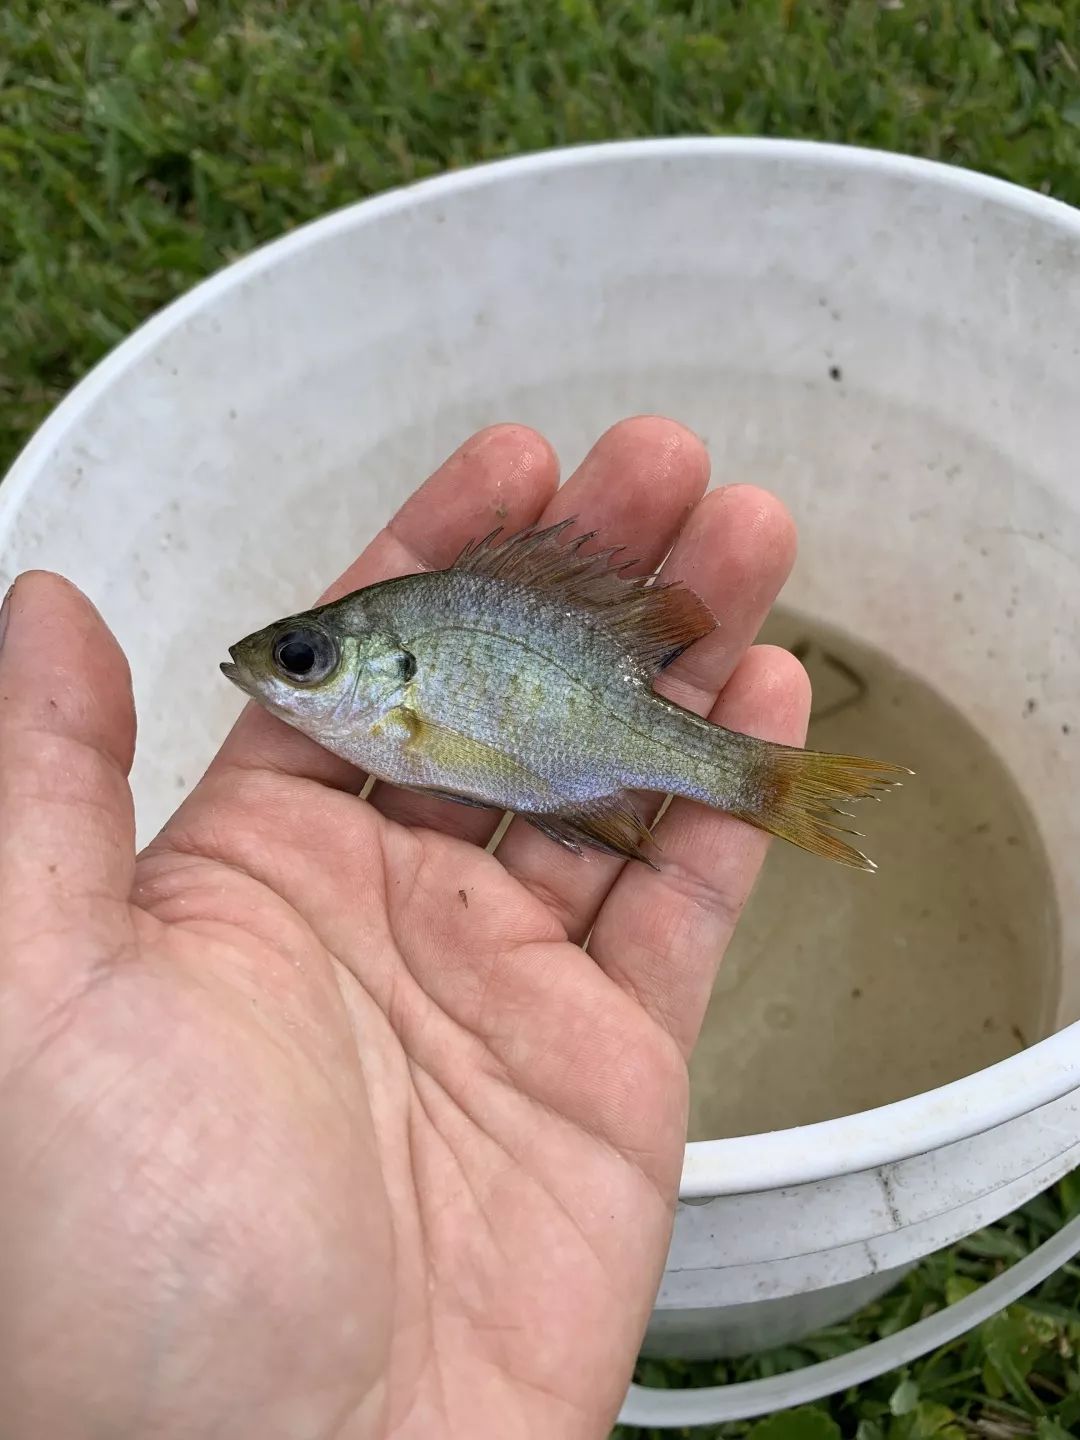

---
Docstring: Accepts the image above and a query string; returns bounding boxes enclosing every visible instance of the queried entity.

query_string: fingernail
[0,584,12,651]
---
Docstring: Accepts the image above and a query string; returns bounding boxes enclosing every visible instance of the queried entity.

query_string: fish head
[221,597,414,737]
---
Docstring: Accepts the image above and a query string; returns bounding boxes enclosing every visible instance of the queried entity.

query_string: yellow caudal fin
[736,746,911,871]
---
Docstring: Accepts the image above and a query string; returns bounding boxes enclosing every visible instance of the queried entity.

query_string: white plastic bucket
[3,140,1080,1427]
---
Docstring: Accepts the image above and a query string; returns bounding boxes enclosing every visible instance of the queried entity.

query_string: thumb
[0,573,137,953]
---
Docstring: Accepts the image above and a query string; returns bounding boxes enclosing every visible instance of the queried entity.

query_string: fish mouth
[220,649,256,697]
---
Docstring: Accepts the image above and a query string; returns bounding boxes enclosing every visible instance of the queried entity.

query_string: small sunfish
[221,518,908,870]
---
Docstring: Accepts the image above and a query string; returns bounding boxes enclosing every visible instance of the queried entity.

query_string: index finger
[205,424,560,787]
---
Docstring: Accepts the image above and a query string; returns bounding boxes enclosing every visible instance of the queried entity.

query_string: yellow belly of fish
[370,704,560,811]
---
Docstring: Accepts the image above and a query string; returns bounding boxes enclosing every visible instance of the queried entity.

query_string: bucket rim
[4,136,1079,1199]
[7,134,1080,497]
[680,1018,1080,1198]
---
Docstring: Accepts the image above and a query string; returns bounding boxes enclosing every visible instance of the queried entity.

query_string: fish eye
[271,626,338,685]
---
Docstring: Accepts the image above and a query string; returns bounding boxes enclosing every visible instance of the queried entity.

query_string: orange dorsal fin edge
[452,517,716,673]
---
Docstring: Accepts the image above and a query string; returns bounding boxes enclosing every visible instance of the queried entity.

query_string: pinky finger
[586,645,811,1058]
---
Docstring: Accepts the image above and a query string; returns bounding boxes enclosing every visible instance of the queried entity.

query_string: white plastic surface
[4,139,1079,1358]
[623,1209,1080,1427]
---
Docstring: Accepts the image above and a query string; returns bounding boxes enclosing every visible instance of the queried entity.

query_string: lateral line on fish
[408,627,899,822]
[400,621,645,708]
[401,621,733,793]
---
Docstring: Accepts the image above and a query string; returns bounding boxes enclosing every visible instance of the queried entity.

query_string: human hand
[0,417,805,1440]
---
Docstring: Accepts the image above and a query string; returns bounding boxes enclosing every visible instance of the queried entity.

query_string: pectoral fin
[524,794,659,867]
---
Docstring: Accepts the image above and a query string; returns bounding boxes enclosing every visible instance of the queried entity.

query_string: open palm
[0,419,807,1440]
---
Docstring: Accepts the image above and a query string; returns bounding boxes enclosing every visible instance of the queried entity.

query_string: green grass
[2,2,1080,1436]
[3,0,1080,471]
[621,1173,1080,1439]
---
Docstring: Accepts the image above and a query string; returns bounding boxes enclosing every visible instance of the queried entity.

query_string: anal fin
[406,786,496,811]
[524,794,659,868]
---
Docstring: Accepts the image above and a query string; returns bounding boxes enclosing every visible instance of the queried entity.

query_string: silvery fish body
[222,520,906,868]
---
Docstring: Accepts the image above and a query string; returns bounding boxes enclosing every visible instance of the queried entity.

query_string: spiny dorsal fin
[452,517,716,673]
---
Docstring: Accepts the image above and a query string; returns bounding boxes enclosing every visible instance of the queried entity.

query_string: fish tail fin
[731,742,910,871]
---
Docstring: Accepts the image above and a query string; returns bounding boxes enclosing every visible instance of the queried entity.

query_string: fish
[220,517,909,870]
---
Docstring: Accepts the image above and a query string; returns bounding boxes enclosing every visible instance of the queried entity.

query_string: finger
[496,485,797,938]
[205,424,559,789]
[589,645,812,1056]
[0,571,137,960]
[370,415,711,841]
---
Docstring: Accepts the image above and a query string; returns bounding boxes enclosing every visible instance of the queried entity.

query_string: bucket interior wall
[2,147,1076,1140]
[687,610,1060,1139]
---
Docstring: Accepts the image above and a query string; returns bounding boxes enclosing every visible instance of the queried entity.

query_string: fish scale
[222,518,909,870]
